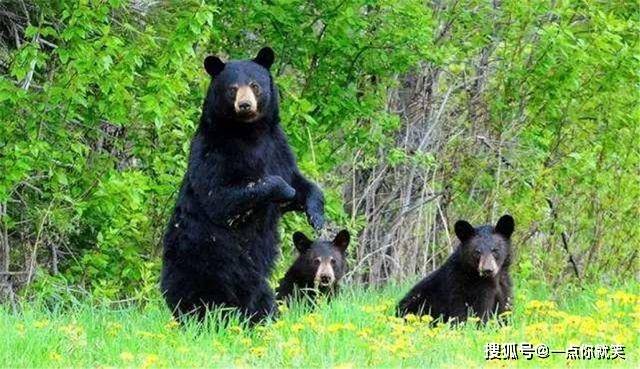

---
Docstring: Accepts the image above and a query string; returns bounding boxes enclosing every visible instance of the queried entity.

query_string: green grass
[0,279,638,368]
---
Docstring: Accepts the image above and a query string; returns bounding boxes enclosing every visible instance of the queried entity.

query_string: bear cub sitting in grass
[397,215,515,323]
[276,230,350,302]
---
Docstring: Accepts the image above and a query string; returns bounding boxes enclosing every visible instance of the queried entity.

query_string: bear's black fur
[397,215,515,323]
[161,47,325,324]
[276,230,349,302]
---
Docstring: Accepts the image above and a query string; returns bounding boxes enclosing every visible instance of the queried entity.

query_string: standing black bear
[397,215,515,323]
[161,47,324,324]
[275,230,350,302]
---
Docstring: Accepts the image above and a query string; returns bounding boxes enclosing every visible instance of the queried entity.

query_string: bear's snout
[234,86,258,118]
[315,260,336,287]
[478,254,499,277]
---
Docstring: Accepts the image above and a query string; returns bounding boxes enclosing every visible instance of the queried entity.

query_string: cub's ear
[204,55,225,77]
[253,47,275,69]
[495,214,515,239]
[454,220,475,243]
[293,232,312,253]
[333,229,350,253]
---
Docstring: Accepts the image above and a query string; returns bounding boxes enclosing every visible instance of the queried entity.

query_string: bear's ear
[253,47,275,70]
[454,220,475,243]
[495,214,515,239]
[333,230,350,253]
[204,55,225,77]
[293,232,312,253]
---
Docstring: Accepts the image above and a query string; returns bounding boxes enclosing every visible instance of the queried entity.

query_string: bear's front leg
[285,172,325,230]
[191,173,296,224]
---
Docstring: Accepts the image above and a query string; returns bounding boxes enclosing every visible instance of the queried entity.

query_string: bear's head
[292,230,350,289]
[203,47,276,124]
[454,215,514,278]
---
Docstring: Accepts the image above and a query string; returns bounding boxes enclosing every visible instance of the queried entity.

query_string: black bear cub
[276,230,350,302]
[397,215,515,323]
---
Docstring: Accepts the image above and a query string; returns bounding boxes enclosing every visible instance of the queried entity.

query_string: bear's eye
[492,248,499,254]
[330,258,336,265]
[249,81,261,93]
[473,249,481,256]
[313,258,321,266]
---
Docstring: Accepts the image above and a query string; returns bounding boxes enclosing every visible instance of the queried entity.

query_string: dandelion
[49,352,62,362]
[250,346,267,357]
[141,354,159,369]
[119,352,134,362]
[342,322,356,331]
[357,328,372,338]
[420,314,434,324]
[611,291,637,305]
[34,319,50,329]
[596,287,608,296]
[302,313,321,326]
[229,325,243,334]
[524,300,557,313]
[164,320,179,330]
[16,323,25,337]
[106,322,123,337]
[405,314,419,323]
[327,323,344,333]
[291,323,304,332]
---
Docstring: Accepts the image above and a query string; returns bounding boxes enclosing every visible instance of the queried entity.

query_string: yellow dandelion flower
[141,354,159,369]
[250,346,267,357]
[327,323,344,333]
[49,352,62,362]
[106,322,123,337]
[612,291,636,305]
[596,287,608,296]
[229,325,243,334]
[119,352,134,362]
[16,323,25,337]
[277,303,289,313]
[164,320,179,330]
[291,323,304,332]
[405,314,419,323]
[302,313,321,325]
[34,319,50,329]
[420,314,434,323]
[342,322,356,331]
[357,328,372,338]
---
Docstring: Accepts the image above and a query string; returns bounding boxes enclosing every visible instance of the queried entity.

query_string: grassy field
[1,279,638,368]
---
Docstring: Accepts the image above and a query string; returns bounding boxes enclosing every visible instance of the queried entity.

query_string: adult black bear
[161,47,324,324]
[275,230,350,302]
[397,215,515,323]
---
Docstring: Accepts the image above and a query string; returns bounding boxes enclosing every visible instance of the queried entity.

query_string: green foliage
[0,0,638,299]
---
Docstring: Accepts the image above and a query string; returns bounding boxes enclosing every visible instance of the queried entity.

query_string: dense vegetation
[0,0,638,304]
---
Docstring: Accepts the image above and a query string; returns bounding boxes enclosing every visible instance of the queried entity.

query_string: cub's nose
[238,101,252,112]
[479,268,495,277]
[319,275,331,285]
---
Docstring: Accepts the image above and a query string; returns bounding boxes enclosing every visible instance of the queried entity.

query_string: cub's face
[204,47,275,123]
[293,230,350,288]
[455,215,515,278]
